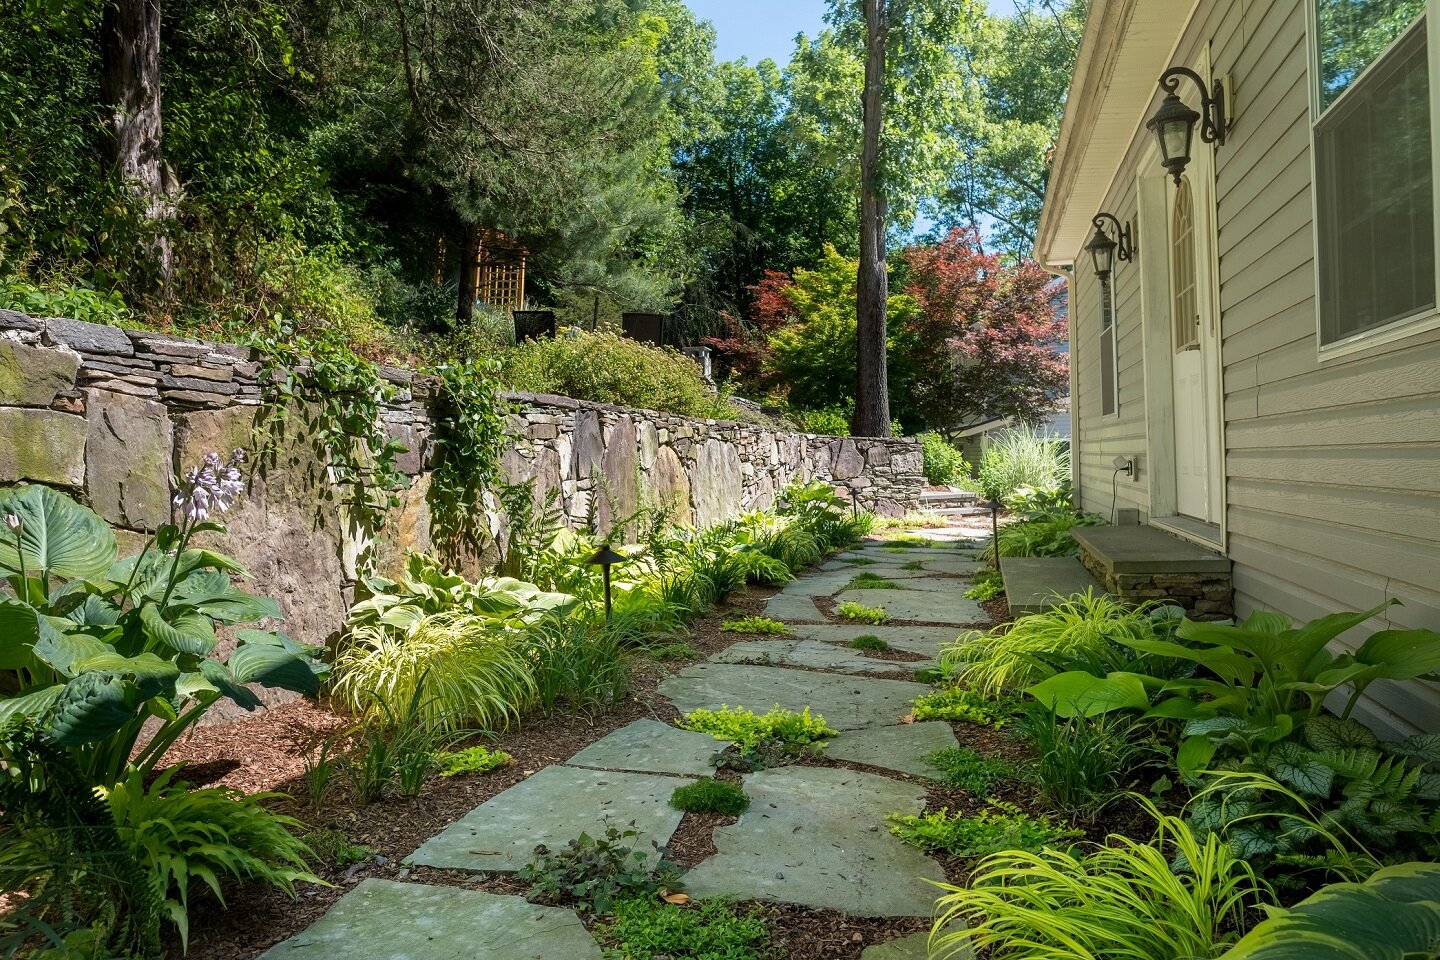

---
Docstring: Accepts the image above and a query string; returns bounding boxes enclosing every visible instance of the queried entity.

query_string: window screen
[1315,11,1434,344]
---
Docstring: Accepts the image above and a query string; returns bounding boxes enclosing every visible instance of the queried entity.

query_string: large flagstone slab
[258,879,601,960]
[710,637,929,677]
[762,591,826,622]
[683,765,945,916]
[836,589,986,625]
[407,765,691,873]
[862,930,973,959]
[658,663,926,730]
[566,718,721,776]
[825,721,959,778]
[788,623,961,658]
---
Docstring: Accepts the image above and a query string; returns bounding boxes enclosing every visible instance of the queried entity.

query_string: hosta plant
[1218,861,1440,960]
[0,474,327,787]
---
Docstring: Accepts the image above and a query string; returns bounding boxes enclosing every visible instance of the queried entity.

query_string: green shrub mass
[502,331,749,421]
[720,616,791,635]
[670,777,750,816]
[435,745,514,777]
[911,688,1019,727]
[920,433,974,486]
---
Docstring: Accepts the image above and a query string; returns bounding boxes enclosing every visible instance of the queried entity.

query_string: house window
[1100,276,1117,416]
[1171,177,1200,351]
[1313,2,1435,347]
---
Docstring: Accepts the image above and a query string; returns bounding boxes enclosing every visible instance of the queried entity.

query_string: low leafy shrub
[929,800,1270,960]
[599,896,769,960]
[848,634,889,651]
[984,506,1105,562]
[647,642,701,661]
[887,802,1080,857]
[670,778,750,816]
[680,705,837,749]
[720,616,791,635]
[924,748,1016,797]
[1,278,131,326]
[435,744,513,777]
[976,426,1070,505]
[845,572,908,590]
[911,688,1020,727]
[919,433,974,486]
[104,766,318,948]
[838,600,889,624]
[502,330,741,421]
[1015,708,1165,820]
[301,828,372,868]
[966,568,1005,601]
[519,824,681,914]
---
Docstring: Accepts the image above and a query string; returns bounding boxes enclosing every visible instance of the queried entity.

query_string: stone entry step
[1000,556,1108,617]
[1071,524,1233,619]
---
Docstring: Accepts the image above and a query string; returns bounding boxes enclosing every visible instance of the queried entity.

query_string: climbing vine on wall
[252,320,408,573]
[428,359,511,567]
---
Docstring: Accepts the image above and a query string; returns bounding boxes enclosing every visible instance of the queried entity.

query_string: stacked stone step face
[1070,525,1234,621]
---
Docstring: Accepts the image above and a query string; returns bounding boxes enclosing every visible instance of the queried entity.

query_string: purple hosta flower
[4,514,20,533]
[174,449,248,523]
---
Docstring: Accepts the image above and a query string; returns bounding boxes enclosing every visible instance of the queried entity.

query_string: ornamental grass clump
[928,800,1270,960]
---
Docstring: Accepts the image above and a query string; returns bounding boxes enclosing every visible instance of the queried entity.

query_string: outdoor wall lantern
[1085,213,1136,281]
[586,544,626,624]
[1146,67,1228,184]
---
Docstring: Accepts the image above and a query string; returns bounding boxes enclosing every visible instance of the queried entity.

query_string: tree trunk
[101,0,174,293]
[456,222,481,322]
[854,0,891,437]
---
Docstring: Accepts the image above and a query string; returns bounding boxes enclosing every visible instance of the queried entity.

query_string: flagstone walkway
[260,531,988,960]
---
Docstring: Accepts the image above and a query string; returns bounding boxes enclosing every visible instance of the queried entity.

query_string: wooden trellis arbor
[471,229,527,311]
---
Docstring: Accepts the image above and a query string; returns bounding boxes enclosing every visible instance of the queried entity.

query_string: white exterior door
[1168,140,1223,524]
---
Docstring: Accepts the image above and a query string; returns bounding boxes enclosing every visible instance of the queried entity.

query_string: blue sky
[685,0,1014,64]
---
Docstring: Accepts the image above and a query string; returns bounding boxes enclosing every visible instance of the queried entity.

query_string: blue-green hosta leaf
[74,652,181,686]
[45,672,142,745]
[1356,629,1440,680]
[0,597,43,670]
[198,659,261,710]
[1183,716,1249,738]
[1305,715,1379,752]
[139,603,217,656]
[228,630,325,695]
[32,622,109,677]
[66,592,122,627]
[0,485,117,580]
[0,684,62,724]
[1280,604,1395,674]
[1269,741,1335,797]
[1025,671,1150,717]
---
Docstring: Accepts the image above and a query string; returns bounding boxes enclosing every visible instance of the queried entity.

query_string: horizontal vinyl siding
[1213,0,1440,736]
[1065,0,1440,734]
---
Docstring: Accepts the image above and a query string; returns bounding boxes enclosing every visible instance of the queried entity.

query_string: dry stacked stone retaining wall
[0,310,922,660]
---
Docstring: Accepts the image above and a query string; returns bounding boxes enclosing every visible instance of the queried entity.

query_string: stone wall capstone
[0,312,924,668]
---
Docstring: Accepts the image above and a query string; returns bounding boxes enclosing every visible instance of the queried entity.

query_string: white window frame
[1307,0,1440,360]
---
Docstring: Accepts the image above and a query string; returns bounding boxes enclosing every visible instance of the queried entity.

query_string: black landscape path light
[587,544,626,624]
[984,499,1003,562]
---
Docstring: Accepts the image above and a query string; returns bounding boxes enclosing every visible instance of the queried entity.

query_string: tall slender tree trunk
[854,0,891,437]
[457,222,481,322]
[101,0,174,294]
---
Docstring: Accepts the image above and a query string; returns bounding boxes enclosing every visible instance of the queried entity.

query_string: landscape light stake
[586,544,626,624]
[985,499,1003,562]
